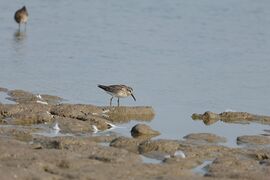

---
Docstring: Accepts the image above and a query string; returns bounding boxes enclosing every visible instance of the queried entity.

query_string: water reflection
[192,111,270,126]
[14,29,27,42]
[12,29,28,59]
[104,106,155,123]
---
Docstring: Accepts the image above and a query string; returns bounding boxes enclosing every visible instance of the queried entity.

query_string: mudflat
[0,87,269,180]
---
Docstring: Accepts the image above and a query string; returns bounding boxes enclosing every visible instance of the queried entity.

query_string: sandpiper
[98,84,136,106]
[14,6,28,31]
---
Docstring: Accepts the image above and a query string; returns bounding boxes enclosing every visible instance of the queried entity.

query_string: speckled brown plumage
[14,6,28,31]
[98,84,136,106]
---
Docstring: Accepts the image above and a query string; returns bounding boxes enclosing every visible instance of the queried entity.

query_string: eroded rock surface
[0,88,155,134]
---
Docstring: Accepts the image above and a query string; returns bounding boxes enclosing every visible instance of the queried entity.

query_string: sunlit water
[1,0,270,147]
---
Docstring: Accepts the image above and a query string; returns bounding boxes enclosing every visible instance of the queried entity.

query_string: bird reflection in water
[12,29,27,55]
[14,29,27,42]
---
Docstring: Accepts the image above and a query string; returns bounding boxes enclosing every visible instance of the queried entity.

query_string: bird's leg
[117,98,120,107]
[19,23,21,31]
[110,97,113,106]
[24,22,27,32]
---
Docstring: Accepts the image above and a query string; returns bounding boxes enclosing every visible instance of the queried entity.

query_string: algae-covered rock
[110,136,146,153]
[50,104,103,120]
[0,104,52,125]
[184,133,227,144]
[192,111,270,125]
[131,124,160,137]
[138,139,180,154]
[206,156,270,179]
[192,111,219,125]
[89,146,142,163]
[7,89,62,105]
[237,135,270,145]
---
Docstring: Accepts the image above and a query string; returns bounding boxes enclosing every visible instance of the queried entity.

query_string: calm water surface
[1,0,270,146]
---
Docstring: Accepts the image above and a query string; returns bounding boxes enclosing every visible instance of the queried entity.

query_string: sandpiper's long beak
[131,93,136,101]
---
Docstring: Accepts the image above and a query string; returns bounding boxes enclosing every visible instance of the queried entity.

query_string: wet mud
[0,87,269,180]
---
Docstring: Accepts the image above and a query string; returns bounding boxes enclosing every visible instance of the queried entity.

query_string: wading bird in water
[98,84,136,106]
[14,6,28,31]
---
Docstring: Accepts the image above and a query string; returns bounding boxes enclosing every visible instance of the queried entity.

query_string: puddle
[141,155,162,164]
[192,160,213,175]
[32,131,73,137]
[0,92,16,104]
[0,124,38,131]
[32,123,73,137]
[141,151,174,164]
[98,142,110,147]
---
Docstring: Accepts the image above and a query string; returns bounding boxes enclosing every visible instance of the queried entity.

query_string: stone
[139,139,180,154]
[131,124,160,137]
[183,133,227,144]
[237,135,270,145]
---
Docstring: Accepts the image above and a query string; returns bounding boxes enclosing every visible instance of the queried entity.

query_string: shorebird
[14,6,28,31]
[98,84,136,106]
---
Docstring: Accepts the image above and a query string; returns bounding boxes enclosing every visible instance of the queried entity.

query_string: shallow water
[141,155,162,164]
[0,92,15,104]
[193,160,213,175]
[1,0,270,147]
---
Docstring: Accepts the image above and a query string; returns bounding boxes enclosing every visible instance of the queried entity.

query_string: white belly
[106,91,127,98]
[21,16,28,23]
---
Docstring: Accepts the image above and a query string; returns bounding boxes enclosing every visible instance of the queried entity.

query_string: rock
[8,111,53,125]
[6,89,62,105]
[50,104,103,120]
[206,156,270,179]
[177,139,232,160]
[32,136,97,150]
[192,111,219,125]
[237,135,270,145]
[86,135,118,143]
[163,157,200,169]
[138,139,180,154]
[110,136,146,153]
[89,146,142,163]
[0,104,52,125]
[183,133,227,144]
[0,126,34,142]
[131,124,160,137]
[0,87,8,92]
[53,117,93,133]
[37,94,63,105]
[192,111,270,125]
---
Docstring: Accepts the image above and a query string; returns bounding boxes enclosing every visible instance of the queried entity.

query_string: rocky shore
[0,87,269,180]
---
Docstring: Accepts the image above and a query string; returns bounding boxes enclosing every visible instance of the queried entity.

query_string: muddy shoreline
[0,87,269,179]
